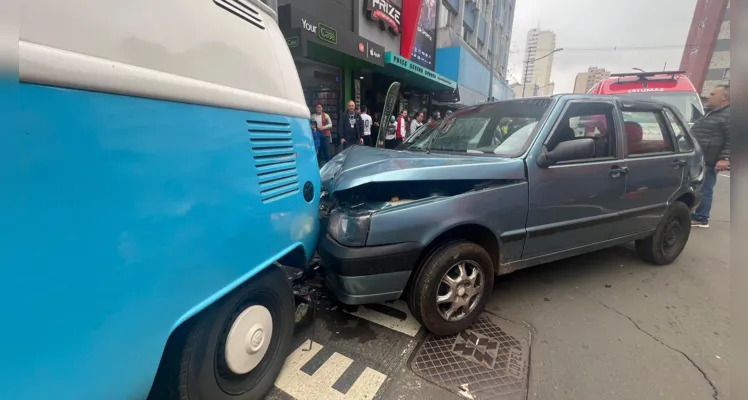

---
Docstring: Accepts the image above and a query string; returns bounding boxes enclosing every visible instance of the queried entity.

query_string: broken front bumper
[318,234,423,305]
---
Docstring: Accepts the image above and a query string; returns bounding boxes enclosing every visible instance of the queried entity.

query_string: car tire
[635,201,692,265]
[407,240,494,336]
[153,265,294,400]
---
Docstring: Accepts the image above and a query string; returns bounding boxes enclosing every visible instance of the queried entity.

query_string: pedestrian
[691,84,730,228]
[396,109,408,145]
[338,100,364,150]
[373,112,381,138]
[310,120,322,166]
[360,105,374,147]
[313,103,332,163]
[410,111,424,135]
[384,115,398,149]
[433,110,442,121]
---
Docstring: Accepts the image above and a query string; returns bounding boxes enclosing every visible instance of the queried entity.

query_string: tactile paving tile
[409,313,531,400]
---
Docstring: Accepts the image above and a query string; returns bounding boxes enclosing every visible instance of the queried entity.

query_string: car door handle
[672,159,688,168]
[609,166,628,178]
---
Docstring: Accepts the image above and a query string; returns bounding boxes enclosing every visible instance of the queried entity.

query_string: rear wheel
[407,240,493,336]
[154,265,294,400]
[636,201,692,265]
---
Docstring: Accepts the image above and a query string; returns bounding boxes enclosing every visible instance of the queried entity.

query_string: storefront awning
[381,52,458,93]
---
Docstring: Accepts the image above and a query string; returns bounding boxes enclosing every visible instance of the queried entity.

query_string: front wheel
[407,240,494,336]
[635,201,692,265]
[154,265,295,400]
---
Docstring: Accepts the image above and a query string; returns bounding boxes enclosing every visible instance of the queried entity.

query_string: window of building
[622,111,674,156]
[723,68,730,80]
[439,2,455,29]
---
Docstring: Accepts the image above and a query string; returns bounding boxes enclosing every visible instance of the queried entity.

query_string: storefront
[279,2,385,147]
[356,0,457,120]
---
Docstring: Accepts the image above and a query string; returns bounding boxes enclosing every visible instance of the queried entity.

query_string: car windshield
[400,99,552,156]
[621,91,704,123]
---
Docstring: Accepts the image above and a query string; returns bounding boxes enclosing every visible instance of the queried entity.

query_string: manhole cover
[409,313,531,400]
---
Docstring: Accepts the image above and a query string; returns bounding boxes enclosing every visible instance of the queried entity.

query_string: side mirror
[537,138,596,167]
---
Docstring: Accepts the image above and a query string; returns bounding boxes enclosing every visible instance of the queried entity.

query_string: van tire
[155,265,294,400]
[635,201,692,265]
[407,240,493,336]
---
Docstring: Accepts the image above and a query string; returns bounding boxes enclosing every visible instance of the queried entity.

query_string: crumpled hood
[320,146,526,192]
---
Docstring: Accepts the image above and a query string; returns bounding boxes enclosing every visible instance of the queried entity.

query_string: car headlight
[328,209,371,247]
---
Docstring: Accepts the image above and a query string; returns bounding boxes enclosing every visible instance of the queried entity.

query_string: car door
[612,105,686,237]
[523,99,627,259]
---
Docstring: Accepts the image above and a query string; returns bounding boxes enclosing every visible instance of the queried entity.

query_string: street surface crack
[599,301,719,400]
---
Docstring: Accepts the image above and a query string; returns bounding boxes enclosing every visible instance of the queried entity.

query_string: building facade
[522,28,556,97]
[679,0,730,96]
[573,67,611,93]
[433,0,516,105]
[277,0,458,150]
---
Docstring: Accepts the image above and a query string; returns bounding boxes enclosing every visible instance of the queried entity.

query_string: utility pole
[522,47,563,98]
[487,10,498,101]
[521,58,531,98]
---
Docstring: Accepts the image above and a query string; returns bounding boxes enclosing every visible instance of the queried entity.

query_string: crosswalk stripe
[274,340,387,400]
[343,300,421,337]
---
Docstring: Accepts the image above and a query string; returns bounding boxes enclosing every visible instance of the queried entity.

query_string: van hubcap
[436,261,483,322]
[224,306,273,374]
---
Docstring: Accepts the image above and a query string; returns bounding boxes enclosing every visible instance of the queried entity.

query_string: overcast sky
[506,0,698,93]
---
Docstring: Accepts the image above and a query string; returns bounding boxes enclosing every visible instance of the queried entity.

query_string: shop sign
[365,0,402,36]
[409,0,437,70]
[286,36,299,48]
[302,18,338,45]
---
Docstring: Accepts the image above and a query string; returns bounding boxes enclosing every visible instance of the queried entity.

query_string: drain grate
[409,313,531,400]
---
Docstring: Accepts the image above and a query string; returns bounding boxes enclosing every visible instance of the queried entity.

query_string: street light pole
[521,47,563,98]
[487,9,498,101]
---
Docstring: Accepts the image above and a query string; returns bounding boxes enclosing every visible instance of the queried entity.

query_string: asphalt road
[269,172,730,400]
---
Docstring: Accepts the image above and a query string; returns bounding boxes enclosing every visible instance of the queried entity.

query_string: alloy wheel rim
[436,260,484,322]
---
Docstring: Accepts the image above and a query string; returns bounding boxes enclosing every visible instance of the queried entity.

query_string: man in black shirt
[691,84,730,228]
[338,100,364,149]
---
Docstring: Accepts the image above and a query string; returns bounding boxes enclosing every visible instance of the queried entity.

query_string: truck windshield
[623,91,704,123]
[401,99,552,156]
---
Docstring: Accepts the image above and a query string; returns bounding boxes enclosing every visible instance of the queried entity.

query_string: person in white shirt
[360,105,374,147]
[410,111,424,135]
[384,115,398,149]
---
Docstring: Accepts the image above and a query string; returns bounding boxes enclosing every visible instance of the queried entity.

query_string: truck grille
[248,119,298,203]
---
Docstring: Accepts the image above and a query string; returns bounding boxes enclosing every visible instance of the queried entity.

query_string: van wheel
[407,240,493,336]
[159,266,294,400]
[635,201,692,265]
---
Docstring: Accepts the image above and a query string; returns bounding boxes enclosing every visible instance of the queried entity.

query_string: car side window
[546,102,616,160]
[663,109,695,152]
[622,110,675,156]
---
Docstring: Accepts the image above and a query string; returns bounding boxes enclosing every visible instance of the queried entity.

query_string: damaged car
[318,95,704,335]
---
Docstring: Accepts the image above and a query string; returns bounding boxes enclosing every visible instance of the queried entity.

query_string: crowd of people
[310,100,445,165]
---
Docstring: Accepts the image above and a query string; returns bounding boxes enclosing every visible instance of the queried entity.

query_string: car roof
[470,94,672,113]
[549,93,673,110]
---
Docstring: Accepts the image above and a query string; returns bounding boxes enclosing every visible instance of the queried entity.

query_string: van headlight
[328,209,371,247]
